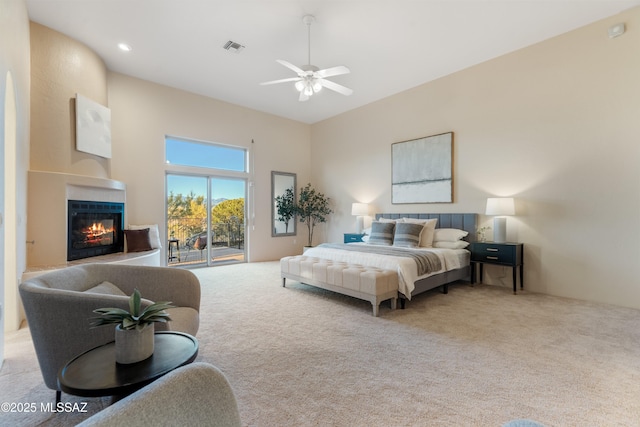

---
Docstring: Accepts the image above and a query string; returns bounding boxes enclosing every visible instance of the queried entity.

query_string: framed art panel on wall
[75,93,112,159]
[391,132,453,204]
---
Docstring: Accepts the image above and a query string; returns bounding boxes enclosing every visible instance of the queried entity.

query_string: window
[165,137,247,172]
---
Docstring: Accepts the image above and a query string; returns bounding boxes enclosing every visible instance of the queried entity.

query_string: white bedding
[303,243,469,298]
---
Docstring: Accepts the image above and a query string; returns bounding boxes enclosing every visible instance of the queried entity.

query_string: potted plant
[90,289,174,364]
[275,186,296,233]
[295,183,333,248]
[476,226,491,242]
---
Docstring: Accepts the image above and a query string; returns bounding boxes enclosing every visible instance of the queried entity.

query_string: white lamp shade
[485,198,515,216]
[351,203,369,216]
[486,197,515,243]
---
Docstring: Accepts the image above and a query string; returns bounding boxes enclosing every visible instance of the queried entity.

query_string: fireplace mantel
[27,171,127,267]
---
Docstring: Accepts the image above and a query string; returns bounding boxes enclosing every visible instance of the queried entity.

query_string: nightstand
[344,233,365,243]
[470,242,523,294]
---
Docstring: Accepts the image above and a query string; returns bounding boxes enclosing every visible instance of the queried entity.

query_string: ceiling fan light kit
[260,14,353,102]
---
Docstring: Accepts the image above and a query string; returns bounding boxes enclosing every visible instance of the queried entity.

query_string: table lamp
[485,197,515,243]
[351,203,369,234]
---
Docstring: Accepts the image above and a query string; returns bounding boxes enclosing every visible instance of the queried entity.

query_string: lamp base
[493,217,507,243]
[356,216,364,234]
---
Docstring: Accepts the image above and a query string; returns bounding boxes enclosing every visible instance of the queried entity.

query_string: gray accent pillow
[393,222,424,248]
[367,221,395,246]
[84,281,127,296]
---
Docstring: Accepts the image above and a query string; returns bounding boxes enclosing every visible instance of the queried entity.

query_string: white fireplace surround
[27,170,126,268]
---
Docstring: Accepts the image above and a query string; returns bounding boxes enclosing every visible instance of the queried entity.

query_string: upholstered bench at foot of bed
[280,255,398,316]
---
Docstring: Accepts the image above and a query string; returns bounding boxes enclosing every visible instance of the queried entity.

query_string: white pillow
[401,218,438,247]
[128,224,162,249]
[433,228,469,242]
[434,240,470,249]
[377,218,396,223]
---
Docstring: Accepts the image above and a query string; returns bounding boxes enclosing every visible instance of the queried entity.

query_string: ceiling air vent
[223,40,245,53]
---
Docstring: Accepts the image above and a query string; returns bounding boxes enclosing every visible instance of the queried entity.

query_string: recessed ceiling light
[118,43,132,52]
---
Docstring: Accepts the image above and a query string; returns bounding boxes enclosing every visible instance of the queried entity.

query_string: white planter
[115,324,155,364]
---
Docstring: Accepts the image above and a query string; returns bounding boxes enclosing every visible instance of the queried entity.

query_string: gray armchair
[19,263,201,403]
[77,362,241,427]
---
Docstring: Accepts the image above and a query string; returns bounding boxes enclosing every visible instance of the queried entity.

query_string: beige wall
[30,22,109,178]
[1,0,30,336]
[311,7,640,308]
[107,73,311,262]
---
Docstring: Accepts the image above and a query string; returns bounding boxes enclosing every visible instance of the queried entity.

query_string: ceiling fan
[260,15,353,102]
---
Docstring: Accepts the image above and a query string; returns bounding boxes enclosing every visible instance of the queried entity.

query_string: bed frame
[375,213,477,307]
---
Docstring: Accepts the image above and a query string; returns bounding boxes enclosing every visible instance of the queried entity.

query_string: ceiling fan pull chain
[307,17,312,65]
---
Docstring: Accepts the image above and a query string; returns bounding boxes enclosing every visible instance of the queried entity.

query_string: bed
[298,213,476,309]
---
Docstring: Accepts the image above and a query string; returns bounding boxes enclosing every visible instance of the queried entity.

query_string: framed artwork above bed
[391,132,453,204]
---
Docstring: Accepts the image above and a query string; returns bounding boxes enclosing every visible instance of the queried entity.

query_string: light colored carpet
[1,261,640,426]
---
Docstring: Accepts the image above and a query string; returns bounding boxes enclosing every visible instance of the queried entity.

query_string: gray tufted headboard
[375,213,477,243]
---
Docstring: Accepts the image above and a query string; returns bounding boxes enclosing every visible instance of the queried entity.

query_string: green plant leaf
[130,289,142,316]
[89,290,175,329]
[122,318,137,330]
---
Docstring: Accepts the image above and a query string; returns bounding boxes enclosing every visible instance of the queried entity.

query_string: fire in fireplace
[67,200,124,261]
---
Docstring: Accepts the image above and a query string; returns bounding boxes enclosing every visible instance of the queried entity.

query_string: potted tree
[90,289,174,364]
[275,186,296,234]
[296,183,333,249]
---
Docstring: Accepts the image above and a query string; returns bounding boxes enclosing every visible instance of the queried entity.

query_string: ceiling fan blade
[276,59,305,75]
[318,79,353,96]
[316,65,350,78]
[260,77,302,86]
[299,90,310,102]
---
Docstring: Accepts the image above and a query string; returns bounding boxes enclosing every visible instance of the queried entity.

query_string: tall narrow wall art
[75,93,112,158]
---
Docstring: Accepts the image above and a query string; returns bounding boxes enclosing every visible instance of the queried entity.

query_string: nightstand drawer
[344,233,364,243]
[471,242,521,265]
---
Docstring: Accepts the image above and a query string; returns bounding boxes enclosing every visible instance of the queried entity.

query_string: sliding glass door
[165,135,249,267]
[166,174,245,267]
[209,177,245,264]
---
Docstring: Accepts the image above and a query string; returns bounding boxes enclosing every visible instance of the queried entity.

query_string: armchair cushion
[159,307,199,335]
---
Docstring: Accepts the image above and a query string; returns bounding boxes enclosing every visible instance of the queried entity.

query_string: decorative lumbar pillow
[128,224,162,249]
[367,221,395,246]
[124,228,153,252]
[433,228,469,242]
[401,218,438,247]
[434,240,470,249]
[393,222,424,248]
[84,281,127,296]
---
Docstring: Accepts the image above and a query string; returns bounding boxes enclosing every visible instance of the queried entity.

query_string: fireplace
[67,200,124,261]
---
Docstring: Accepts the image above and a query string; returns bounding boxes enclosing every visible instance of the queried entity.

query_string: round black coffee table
[58,331,198,398]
